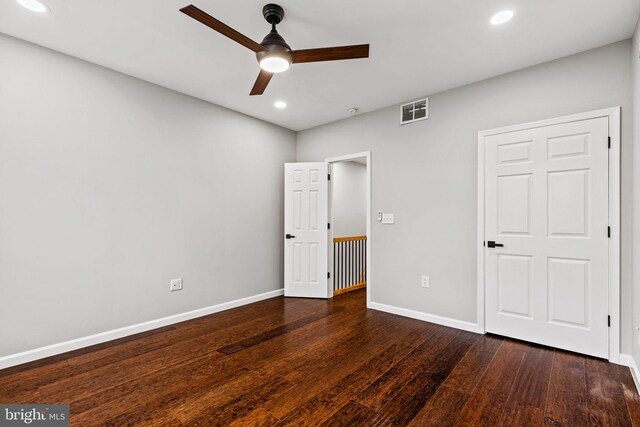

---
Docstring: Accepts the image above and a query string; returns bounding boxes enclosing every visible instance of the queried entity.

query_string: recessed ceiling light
[274,101,287,109]
[490,10,513,25]
[16,0,49,13]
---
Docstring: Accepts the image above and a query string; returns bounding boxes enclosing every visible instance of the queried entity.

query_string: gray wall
[332,161,367,237]
[632,19,640,367]
[0,34,296,357]
[297,40,634,353]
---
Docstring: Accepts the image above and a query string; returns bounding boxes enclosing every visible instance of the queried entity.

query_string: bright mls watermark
[0,405,69,426]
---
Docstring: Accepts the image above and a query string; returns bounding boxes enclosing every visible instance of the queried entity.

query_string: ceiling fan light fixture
[256,24,292,73]
[259,55,291,73]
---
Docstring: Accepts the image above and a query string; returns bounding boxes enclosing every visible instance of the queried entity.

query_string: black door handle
[487,241,504,248]
[286,234,296,239]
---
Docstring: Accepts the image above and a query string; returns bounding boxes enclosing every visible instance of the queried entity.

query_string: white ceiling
[1,1,638,131]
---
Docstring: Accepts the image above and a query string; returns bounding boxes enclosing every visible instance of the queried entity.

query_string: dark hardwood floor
[1,289,639,426]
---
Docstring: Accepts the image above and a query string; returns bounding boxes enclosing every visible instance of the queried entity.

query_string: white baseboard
[0,288,284,370]
[368,301,483,334]
[619,354,640,394]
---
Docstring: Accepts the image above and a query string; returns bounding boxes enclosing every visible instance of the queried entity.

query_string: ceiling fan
[180,4,370,96]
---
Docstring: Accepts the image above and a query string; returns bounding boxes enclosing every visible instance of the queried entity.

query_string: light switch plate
[381,213,395,224]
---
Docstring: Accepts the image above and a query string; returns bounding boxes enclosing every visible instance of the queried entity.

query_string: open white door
[284,162,329,298]
[484,117,609,358]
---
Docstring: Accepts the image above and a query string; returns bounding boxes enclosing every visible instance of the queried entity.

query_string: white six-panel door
[284,163,329,298]
[484,117,609,358]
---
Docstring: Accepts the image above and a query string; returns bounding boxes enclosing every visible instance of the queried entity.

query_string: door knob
[487,241,504,248]
[286,234,296,239]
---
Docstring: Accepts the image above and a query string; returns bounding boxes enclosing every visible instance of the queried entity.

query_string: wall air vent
[400,98,429,125]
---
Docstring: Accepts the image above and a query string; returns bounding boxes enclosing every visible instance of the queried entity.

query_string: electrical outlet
[421,275,430,288]
[170,278,183,291]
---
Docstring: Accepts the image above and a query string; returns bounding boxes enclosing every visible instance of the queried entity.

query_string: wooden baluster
[339,241,342,290]
[333,242,338,292]
[348,241,352,288]
[340,241,344,290]
[358,239,362,284]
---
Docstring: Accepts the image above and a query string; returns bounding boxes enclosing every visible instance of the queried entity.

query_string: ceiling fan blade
[291,44,369,64]
[250,69,273,96]
[180,5,265,53]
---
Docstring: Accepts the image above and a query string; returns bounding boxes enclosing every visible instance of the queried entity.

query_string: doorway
[477,108,621,361]
[328,156,369,300]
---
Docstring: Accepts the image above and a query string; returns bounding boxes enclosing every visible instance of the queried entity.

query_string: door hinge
[328,174,331,180]
[608,226,611,238]
[328,223,331,230]
[608,315,611,327]
[327,272,331,279]
[608,136,611,149]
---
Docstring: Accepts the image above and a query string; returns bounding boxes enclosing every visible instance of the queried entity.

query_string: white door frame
[326,151,372,308]
[477,107,621,363]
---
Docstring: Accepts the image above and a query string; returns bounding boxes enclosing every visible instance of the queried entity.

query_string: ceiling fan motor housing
[256,42,292,69]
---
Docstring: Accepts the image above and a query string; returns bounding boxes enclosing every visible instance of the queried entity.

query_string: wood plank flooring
[1,289,639,426]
